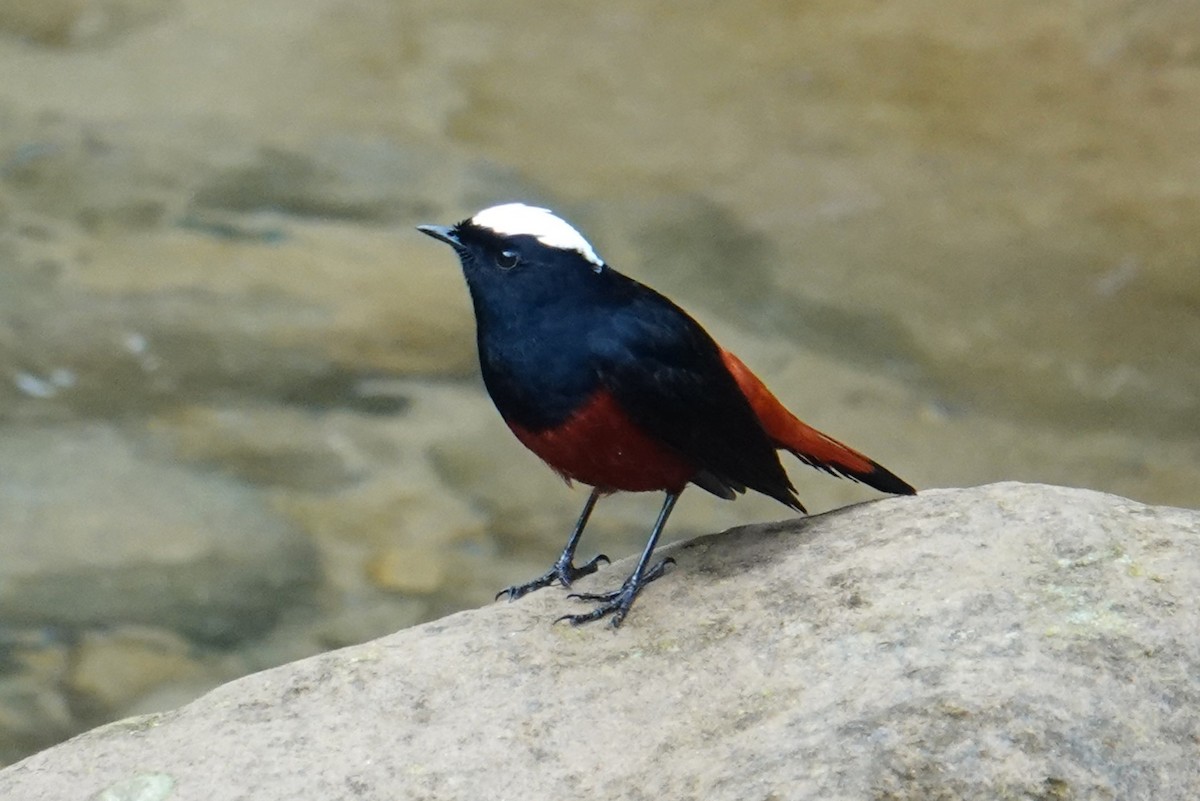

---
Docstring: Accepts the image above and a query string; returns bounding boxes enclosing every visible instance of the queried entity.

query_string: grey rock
[0,0,172,47]
[0,666,73,768]
[0,482,1196,800]
[0,424,320,644]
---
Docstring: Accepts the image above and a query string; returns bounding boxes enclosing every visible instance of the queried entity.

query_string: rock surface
[1,482,1196,801]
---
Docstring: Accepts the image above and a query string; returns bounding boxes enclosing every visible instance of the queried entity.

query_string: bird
[418,203,915,627]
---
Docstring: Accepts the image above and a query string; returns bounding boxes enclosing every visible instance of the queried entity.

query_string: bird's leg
[559,491,680,628]
[496,487,610,601]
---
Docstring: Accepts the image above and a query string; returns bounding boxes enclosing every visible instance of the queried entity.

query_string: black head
[417,203,611,312]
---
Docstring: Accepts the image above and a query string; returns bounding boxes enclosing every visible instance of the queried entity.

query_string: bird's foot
[495,553,610,602]
[558,557,675,628]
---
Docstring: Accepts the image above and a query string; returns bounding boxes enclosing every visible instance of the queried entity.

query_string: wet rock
[0,423,320,644]
[279,448,492,603]
[68,628,200,715]
[1,483,1196,800]
[0,657,73,767]
[311,599,430,651]
[364,546,448,596]
[0,0,173,46]
[152,405,374,492]
[0,218,478,422]
[0,112,529,424]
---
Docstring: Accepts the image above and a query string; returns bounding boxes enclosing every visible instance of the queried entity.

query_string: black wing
[588,281,803,511]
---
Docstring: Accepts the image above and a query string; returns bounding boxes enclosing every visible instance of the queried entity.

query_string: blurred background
[0,0,1197,765]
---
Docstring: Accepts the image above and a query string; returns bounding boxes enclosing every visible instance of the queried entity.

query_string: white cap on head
[470,203,604,268]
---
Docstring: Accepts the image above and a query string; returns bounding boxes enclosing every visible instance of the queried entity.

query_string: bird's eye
[496,250,520,271]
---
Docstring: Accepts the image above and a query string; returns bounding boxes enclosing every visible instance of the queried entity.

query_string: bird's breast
[506,388,696,494]
[475,304,608,429]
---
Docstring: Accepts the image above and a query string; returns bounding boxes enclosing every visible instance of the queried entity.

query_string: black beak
[416,224,461,248]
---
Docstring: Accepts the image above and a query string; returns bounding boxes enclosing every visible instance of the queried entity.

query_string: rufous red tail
[720,350,916,496]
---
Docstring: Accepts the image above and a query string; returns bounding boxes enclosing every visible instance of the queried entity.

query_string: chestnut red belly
[506,389,696,493]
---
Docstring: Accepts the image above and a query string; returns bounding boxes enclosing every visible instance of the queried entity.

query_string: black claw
[558,558,676,628]
[645,556,675,582]
[567,587,620,603]
[496,583,534,602]
[556,591,634,628]
[573,553,610,579]
[556,601,624,627]
[496,554,610,602]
